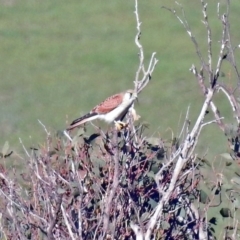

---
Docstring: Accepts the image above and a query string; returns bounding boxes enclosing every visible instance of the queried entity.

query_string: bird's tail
[66,112,98,131]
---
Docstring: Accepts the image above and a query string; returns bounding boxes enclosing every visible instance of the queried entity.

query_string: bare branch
[134,0,145,79]
[61,204,77,240]
[212,13,228,88]
[163,3,207,70]
[134,0,158,94]
[217,84,240,124]
[146,88,214,238]
[201,1,213,83]
[101,129,120,238]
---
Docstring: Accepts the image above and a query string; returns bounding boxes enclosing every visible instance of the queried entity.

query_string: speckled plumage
[67,89,137,131]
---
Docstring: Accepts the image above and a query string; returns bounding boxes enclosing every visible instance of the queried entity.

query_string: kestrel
[66,89,139,131]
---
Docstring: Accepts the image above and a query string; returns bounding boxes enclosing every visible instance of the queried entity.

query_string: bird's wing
[92,93,123,114]
[67,92,124,131]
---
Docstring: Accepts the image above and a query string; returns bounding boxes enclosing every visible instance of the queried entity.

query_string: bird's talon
[114,121,128,130]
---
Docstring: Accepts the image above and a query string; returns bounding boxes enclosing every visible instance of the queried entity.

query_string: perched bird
[66,89,139,131]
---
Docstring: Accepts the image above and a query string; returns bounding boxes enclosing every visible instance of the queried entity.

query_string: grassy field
[1,0,240,236]
[0,0,239,158]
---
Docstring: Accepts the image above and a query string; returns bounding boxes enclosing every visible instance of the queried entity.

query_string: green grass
[0,0,239,158]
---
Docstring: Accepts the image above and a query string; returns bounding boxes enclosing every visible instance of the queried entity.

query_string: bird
[66,89,139,131]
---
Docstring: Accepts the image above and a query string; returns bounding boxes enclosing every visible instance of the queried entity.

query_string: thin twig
[201,1,213,83]
[134,0,158,94]
[61,204,77,240]
[163,3,207,71]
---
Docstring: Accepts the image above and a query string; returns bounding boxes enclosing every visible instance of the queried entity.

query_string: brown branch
[101,128,120,238]
[47,195,62,239]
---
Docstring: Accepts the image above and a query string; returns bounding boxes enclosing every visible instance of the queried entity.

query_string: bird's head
[125,89,138,101]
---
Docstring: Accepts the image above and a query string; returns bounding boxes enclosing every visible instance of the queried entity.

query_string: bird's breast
[104,99,134,123]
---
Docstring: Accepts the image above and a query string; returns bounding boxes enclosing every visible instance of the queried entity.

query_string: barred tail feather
[67,112,98,131]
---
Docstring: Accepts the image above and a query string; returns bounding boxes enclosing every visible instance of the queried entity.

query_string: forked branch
[133,0,158,94]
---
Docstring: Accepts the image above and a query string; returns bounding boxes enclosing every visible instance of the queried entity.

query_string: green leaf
[149,198,158,209]
[150,161,160,174]
[146,171,155,179]
[199,190,210,204]
[2,141,9,157]
[197,157,211,167]
[140,212,150,222]
[120,175,127,187]
[220,208,232,218]
[56,130,65,138]
[226,161,232,166]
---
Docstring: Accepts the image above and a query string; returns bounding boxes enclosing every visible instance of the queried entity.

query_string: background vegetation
[1,0,240,239]
[1,0,239,155]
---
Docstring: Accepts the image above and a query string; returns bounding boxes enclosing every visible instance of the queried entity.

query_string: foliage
[0,124,222,239]
[0,125,158,239]
[0,122,239,239]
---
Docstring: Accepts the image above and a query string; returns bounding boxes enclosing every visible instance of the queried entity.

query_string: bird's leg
[113,107,140,131]
[114,120,128,130]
